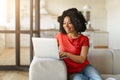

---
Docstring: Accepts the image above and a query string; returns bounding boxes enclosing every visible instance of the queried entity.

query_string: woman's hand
[59,46,89,63]
[59,52,69,59]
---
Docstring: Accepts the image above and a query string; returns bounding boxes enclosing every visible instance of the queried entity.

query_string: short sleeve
[55,32,61,46]
[55,32,60,40]
[83,36,89,47]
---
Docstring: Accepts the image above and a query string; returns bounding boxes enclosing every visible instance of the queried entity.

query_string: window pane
[20,34,30,65]
[0,33,15,65]
[0,0,15,30]
[20,0,30,30]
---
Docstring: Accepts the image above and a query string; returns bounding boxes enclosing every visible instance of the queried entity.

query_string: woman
[55,8,102,80]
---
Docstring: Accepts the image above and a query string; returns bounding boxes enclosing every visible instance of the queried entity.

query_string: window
[0,0,39,70]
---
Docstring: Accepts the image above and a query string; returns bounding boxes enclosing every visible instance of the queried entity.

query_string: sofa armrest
[29,56,67,80]
[112,49,120,74]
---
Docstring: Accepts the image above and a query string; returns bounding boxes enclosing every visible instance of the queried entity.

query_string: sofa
[29,49,120,80]
[88,49,120,80]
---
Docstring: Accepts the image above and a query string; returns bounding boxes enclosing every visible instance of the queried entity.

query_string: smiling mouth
[65,29,71,33]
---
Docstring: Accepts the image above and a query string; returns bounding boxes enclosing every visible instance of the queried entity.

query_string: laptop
[32,37,60,59]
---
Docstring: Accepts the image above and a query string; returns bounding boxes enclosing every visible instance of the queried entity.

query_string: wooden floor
[0,71,28,80]
[0,48,29,80]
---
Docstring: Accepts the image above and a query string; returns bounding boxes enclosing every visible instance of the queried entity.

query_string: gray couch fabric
[29,49,120,80]
[88,49,120,80]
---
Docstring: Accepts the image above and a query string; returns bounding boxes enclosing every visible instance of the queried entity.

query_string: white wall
[106,0,120,49]
[44,0,120,49]
[44,0,107,31]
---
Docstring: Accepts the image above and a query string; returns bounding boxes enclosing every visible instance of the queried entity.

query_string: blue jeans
[68,64,102,80]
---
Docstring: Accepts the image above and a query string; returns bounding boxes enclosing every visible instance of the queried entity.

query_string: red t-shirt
[56,32,90,74]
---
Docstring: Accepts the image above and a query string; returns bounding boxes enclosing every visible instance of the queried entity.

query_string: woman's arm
[59,46,89,63]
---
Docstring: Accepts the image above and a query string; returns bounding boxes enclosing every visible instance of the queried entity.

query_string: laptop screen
[32,37,60,59]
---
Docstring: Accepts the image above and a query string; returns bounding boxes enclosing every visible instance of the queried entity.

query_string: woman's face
[63,16,76,34]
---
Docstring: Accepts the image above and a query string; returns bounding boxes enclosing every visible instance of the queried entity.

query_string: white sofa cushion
[102,74,120,80]
[29,56,67,80]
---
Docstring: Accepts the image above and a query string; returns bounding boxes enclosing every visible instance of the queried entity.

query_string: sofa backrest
[88,49,113,74]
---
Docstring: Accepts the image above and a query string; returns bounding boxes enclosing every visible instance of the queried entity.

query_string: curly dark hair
[57,8,87,34]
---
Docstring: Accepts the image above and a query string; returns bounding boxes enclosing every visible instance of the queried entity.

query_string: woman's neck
[67,32,80,39]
